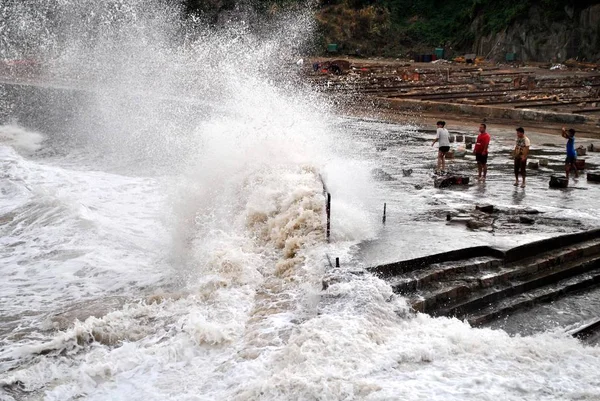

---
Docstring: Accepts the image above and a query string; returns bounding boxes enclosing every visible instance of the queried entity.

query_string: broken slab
[549,175,568,188]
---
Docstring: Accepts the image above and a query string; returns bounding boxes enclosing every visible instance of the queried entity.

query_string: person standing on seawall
[431,120,450,173]
[474,123,490,181]
[513,127,530,188]
[562,127,579,180]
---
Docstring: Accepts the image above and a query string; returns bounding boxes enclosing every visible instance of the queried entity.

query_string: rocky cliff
[473,4,600,62]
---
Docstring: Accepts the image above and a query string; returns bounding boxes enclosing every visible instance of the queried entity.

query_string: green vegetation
[180,0,600,56]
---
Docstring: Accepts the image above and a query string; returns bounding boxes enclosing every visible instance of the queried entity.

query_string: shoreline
[339,101,600,148]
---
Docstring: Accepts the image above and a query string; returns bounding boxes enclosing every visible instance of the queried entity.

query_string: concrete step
[436,254,600,319]
[467,268,600,326]
[408,239,600,314]
[389,256,502,293]
[478,239,600,288]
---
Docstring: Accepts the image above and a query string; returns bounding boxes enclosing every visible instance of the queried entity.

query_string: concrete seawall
[376,98,588,125]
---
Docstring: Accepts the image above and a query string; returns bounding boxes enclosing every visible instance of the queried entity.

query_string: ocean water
[1,1,600,400]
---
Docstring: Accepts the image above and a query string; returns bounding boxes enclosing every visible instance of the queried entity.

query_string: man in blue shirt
[562,127,578,180]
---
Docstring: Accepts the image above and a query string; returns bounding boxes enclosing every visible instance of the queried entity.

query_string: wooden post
[382,202,387,224]
[335,257,340,268]
[326,193,331,241]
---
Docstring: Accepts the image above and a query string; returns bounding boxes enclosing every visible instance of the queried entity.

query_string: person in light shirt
[513,127,530,188]
[431,120,450,173]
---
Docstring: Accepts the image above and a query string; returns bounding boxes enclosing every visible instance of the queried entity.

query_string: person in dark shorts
[562,127,578,180]
[473,123,490,181]
[431,120,450,173]
[513,127,530,187]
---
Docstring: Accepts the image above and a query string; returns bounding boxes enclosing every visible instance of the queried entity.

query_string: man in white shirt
[513,127,530,187]
[431,120,451,173]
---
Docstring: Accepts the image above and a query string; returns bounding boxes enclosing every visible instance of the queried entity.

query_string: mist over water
[2,1,600,400]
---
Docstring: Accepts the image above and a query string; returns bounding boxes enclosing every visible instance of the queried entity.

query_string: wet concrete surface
[332,117,600,267]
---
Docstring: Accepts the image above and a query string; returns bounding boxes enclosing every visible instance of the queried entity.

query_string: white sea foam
[0,141,170,347]
[0,124,45,154]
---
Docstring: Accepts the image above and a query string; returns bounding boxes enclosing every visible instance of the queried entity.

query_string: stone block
[465,136,475,144]
[539,158,549,166]
[476,204,495,213]
[455,135,464,142]
[587,172,600,182]
[549,175,568,188]
[466,143,473,150]
[577,146,587,156]
[576,159,585,170]
[528,161,539,169]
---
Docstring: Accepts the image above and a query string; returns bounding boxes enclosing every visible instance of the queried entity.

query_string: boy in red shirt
[474,123,490,181]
